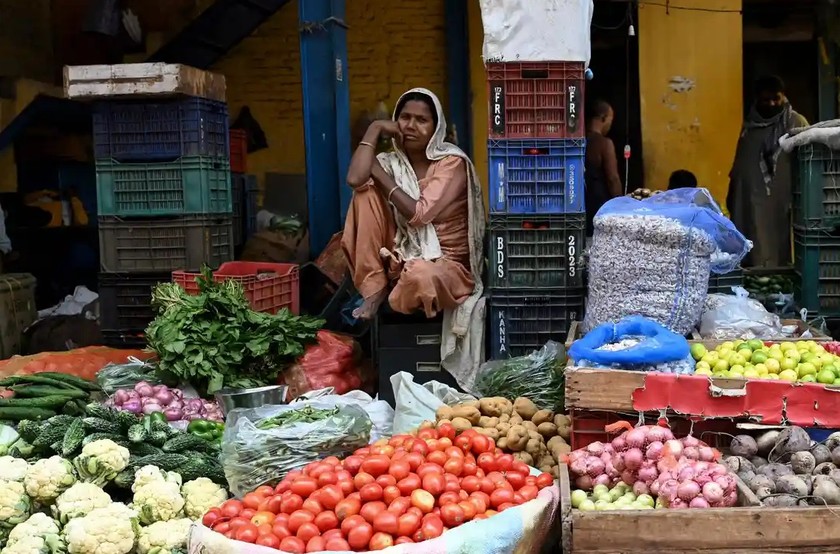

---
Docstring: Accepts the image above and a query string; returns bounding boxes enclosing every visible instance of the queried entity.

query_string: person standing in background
[727,75,808,267]
[668,169,698,190]
[584,100,623,237]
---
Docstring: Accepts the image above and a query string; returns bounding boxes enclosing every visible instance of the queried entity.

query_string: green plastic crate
[793,143,840,228]
[96,157,231,217]
[708,269,743,295]
[793,226,840,316]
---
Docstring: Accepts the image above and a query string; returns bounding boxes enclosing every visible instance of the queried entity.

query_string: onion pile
[105,381,224,422]
[568,424,738,509]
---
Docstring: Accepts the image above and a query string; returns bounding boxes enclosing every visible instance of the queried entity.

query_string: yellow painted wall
[205,0,449,188]
[638,0,743,206]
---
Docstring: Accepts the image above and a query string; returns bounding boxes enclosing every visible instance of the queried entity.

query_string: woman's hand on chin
[372,120,402,142]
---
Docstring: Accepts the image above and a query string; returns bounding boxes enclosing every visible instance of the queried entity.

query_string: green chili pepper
[188,419,215,434]
[148,412,167,424]
[192,430,216,441]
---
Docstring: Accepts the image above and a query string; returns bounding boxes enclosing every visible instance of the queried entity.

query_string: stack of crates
[94,97,235,345]
[229,130,259,247]
[485,61,587,359]
[792,143,840,315]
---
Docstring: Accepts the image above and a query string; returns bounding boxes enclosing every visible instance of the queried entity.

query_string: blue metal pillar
[444,0,472,157]
[298,0,351,256]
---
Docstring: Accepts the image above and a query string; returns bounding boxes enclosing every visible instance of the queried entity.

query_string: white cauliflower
[0,458,28,483]
[7,514,60,546]
[72,441,129,487]
[1,534,65,554]
[132,479,184,525]
[0,480,31,533]
[180,478,227,520]
[51,483,112,524]
[24,458,77,505]
[131,467,180,494]
[63,503,138,554]
[136,519,191,554]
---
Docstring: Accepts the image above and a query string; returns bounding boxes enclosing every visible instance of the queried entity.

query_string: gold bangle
[358,141,375,149]
[387,186,399,202]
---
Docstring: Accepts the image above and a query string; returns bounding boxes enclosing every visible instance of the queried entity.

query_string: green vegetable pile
[145,269,323,394]
[745,273,795,296]
[256,406,339,430]
[11,403,226,489]
[0,373,100,422]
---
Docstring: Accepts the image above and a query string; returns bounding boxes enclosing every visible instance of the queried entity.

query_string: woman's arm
[346,120,403,188]
[371,163,417,219]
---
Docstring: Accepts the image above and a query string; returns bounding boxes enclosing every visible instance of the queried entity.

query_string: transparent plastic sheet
[597,188,751,274]
[221,401,372,497]
[474,341,565,412]
[95,357,162,395]
[569,316,694,374]
[700,288,783,339]
[391,372,476,434]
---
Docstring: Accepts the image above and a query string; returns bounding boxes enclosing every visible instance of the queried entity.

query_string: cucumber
[33,373,101,392]
[0,375,78,389]
[0,396,76,409]
[81,417,122,435]
[9,386,89,399]
[129,443,163,457]
[162,434,209,453]
[129,454,190,472]
[127,424,149,444]
[0,407,56,422]
[61,419,86,457]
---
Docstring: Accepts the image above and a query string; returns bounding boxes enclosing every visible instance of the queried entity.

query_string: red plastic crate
[568,410,736,451]
[171,262,299,314]
[486,62,585,139]
[229,129,247,173]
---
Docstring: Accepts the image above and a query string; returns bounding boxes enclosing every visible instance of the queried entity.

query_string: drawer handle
[417,334,441,346]
[416,362,440,372]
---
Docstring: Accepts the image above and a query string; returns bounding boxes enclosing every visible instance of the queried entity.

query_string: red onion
[722,490,737,507]
[650,480,661,495]
[570,458,587,475]
[660,479,679,499]
[593,474,611,486]
[698,447,716,462]
[620,470,636,485]
[163,407,182,421]
[683,446,700,460]
[142,402,161,415]
[586,442,605,456]
[611,436,626,452]
[599,452,611,464]
[677,480,701,501]
[187,414,203,421]
[575,475,593,489]
[624,448,644,471]
[645,441,663,461]
[187,399,204,411]
[702,482,724,504]
[714,474,735,492]
[135,383,154,398]
[122,400,142,414]
[586,457,606,477]
[678,466,696,482]
[168,399,183,411]
[633,481,649,496]
[689,497,710,509]
[663,439,683,459]
[114,389,129,405]
[647,426,668,444]
[612,455,626,473]
[670,498,688,508]
[127,391,140,402]
[637,462,658,484]
[625,428,647,449]
[154,389,174,406]
[682,435,701,448]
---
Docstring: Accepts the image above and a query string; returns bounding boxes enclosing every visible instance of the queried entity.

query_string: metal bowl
[215,385,288,415]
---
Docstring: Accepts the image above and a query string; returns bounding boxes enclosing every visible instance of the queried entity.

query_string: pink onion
[633,481,649,496]
[689,497,710,509]
[660,479,679,499]
[142,402,161,415]
[593,474,611,486]
[620,470,636,485]
[709,464,727,477]
[586,442,605,456]
[624,448,644,471]
[586,457,606,477]
[600,452,612,464]
[682,435,701,448]
[650,480,661,495]
[625,428,647,449]
[152,384,167,394]
[722,490,737,507]
[168,399,183,411]
[698,447,717,462]
[611,436,626,452]
[187,398,204,411]
[122,400,142,414]
[645,441,664,461]
[114,389,129,405]
[575,475,593,490]
[612,455,626,473]
[163,407,182,421]
[135,382,154,398]
[126,390,140,401]
[663,439,683,459]
[683,446,700,460]
[570,458,587,476]
[637,463,658,484]
[702,482,724,504]
[669,498,688,509]
[647,426,668,444]
[714,474,735,492]
[678,466,696,482]
[154,389,174,406]
[695,473,712,487]
[568,450,586,464]
[677,480,701,501]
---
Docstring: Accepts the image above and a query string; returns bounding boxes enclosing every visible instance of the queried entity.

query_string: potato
[451,417,473,433]
[513,397,539,420]
[525,438,543,456]
[479,397,513,417]
[550,441,571,461]
[547,436,567,451]
[513,452,534,465]
[479,416,500,428]
[452,406,481,425]
[549,466,560,479]
[499,413,510,423]
[527,430,542,442]
[537,453,555,469]
[537,422,559,440]
[509,414,523,425]
[475,427,500,441]
[436,418,452,428]
[419,420,435,430]
[522,421,538,433]
[497,422,511,434]
[497,437,509,450]
[436,406,454,422]
[506,426,529,452]
[532,409,554,426]
[554,414,571,440]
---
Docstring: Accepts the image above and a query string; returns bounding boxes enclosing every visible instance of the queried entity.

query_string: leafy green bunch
[145,268,323,393]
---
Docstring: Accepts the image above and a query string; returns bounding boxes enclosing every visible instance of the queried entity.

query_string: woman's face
[397,100,436,152]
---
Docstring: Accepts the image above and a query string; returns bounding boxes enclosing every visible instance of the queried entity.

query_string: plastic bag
[391,372,476,434]
[569,316,694,374]
[289,389,394,444]
[95,357,162,394]
[277,330,364,397]
[700,288,783,339]
[474,341,565,411]
[221,401,372,497]
[0,346,153,380]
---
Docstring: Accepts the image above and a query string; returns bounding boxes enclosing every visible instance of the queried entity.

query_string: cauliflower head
[7,514,60,546]
[63,503,138,554]
[72,441,129,487]
[132,480,184,525]
[136,519,191,554]
[1,534,66,554]
[24,458,77,505]
[131,467,180,494]
[0,459,28,483]
[0,480,31,530]
[180,478,227,520]
[51,483,112,524]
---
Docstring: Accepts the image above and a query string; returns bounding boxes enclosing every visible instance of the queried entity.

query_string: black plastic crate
[708,269,743,295]
[794,226,840,316]
[98,273,169,331]
[100,329,147,349]
[92,98,229,162]
[487,288,584,359]
[794,143,840,228]
[232,173,244,246]
[244,175,259,238]
[488,213,585,289]
[98,215,234,273]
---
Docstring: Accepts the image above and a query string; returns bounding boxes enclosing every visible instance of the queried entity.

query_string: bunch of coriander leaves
[145,267,323,394]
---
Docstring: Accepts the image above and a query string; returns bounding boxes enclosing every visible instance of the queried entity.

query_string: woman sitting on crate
[341,89,485,373]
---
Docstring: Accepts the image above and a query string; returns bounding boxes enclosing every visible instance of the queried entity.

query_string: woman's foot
[353,289,388,320]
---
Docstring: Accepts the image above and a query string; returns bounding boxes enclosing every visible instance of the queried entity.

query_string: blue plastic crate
[93,98,229,162]
[488,138,585,214]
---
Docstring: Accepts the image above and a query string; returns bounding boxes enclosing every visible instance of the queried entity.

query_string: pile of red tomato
[202,427,556,553]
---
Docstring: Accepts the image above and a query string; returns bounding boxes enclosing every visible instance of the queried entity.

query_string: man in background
[727,75,808,267]
[584,100,623,237]
[668,169,698,190]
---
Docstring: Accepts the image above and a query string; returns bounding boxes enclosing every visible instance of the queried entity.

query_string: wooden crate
[63,63,226,102]
[559,463,840,553]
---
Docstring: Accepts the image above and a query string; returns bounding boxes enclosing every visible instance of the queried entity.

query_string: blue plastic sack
[569,315,690,366]
[595,188,751,274]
